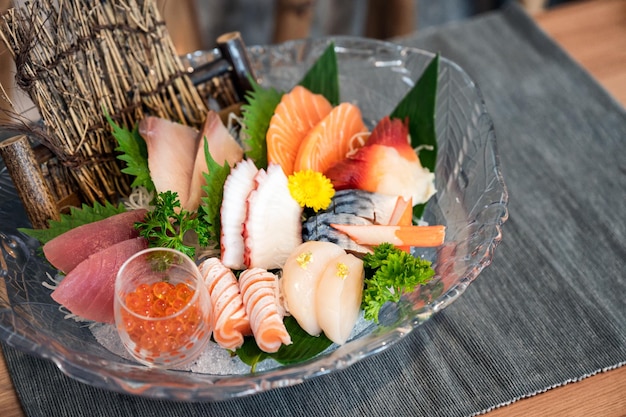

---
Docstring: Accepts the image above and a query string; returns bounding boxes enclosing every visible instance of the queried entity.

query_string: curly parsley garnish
[135,191,204,258]
[362,243,435,323]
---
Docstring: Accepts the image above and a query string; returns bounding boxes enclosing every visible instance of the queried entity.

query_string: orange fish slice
[294,102,368,174]
[266,86,333,175]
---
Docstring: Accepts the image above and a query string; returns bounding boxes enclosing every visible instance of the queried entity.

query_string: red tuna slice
[51,237,148,323]
[43,209,147,274]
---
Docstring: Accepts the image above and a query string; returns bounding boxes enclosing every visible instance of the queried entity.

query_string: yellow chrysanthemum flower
[288,170,335,212]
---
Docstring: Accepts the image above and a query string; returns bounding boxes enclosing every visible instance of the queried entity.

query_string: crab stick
[330,224,445,248]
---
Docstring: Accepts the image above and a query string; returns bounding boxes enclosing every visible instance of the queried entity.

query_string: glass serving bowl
[0,36,508,401]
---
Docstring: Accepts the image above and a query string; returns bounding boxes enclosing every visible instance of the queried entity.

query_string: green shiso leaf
[18,201,126,244]
[198,138,231,248]
[390,54,439,220]
[298,42,340,106]
[236,316,333,370]
[241,78,283,169]
[104,111,155,192]
[390,54,439,172]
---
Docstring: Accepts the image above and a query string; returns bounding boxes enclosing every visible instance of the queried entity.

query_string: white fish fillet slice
[187,110,244,211]
[220,159,259,269]
[138,116,198,206]
[239,268,291,353]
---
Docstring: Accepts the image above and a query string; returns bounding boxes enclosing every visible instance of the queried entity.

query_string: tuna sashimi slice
[43,209,147,274]
[50,237,148,323]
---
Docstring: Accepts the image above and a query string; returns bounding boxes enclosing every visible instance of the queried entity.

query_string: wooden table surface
[1,0,625,415]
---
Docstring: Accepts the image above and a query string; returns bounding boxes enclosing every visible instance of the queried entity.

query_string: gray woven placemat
[2,3,625,416]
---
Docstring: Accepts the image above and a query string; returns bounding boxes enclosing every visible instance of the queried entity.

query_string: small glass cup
[114,248,212,368]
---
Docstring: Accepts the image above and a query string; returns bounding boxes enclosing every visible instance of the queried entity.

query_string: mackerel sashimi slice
[50,237,148,323]
[43,209,147,274]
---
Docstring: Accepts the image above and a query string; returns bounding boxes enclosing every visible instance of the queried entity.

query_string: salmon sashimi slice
[266,86,333,175]
[43,209,147,274]
[199,257,251,350]
[220,159,259,270]
[293,102,368,174]
[138,116,198,207]
[239,268,291,353]
[50,237,148,323]
[187,111,244,211]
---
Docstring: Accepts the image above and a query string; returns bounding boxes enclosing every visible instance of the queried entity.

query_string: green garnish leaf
[361,243,435,323]
[298,42,340,106]
[198,138,231,248]
[18,201,126,244]
[236,316,333,370]
[105,111,155,192]
[135,191,198,258]
[390,54,439,172]
[241,78,283,169]
[390,54,439,220]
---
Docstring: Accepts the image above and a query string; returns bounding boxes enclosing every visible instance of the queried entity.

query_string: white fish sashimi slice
[281,241,346,337]
[220,159,259,270]
[138,116,199,206]
[244,164,303,270]
[315,253,364,345]
[187,111,245,211]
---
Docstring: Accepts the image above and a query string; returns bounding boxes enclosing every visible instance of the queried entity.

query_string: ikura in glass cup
[114,248,212,368]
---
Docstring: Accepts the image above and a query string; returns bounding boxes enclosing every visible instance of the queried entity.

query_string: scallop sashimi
[294,102,368,174]
[239,268,291,353]
[138,116,198,207]
[281,241,346,336]
[244,163,303,270]
[220,159,259,269]
[315,252,364,345]
[50,237,148,323]
[266,86,333,175]
[187,110,244,211]
[199,257,251,350]
[43,209,147,274]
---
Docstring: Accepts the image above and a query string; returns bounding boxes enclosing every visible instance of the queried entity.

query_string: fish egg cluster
[119,281,207,363]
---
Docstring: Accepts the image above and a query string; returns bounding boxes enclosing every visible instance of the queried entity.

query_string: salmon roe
[119,280,205,362]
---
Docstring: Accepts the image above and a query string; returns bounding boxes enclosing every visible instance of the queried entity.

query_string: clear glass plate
[0,36,508,401]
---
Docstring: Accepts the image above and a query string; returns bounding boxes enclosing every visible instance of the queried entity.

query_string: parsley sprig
[135,191,204,258]
[362,243,435,323]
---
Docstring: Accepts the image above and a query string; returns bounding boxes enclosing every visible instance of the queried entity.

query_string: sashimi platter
[0,36,508,400]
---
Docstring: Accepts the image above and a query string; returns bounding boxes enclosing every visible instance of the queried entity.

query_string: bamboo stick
[0,135,59,228]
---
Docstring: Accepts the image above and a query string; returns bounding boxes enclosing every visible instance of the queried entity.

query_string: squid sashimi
[198,257,251,350]
[315,253,364,345]
[43,209,147,274]
[50,237,148,323]
[239,268,291,353]
[220,159,258,269]
[294,102,368,174]
[187,111,244,211]
[266,86,333,175]
[244,163,303,270]
[138,116,198,207]
[281,241,346,336]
